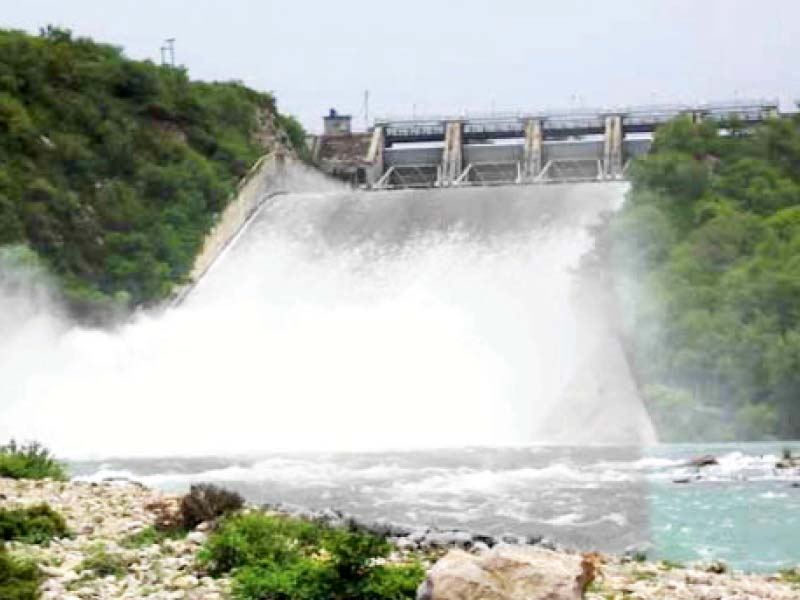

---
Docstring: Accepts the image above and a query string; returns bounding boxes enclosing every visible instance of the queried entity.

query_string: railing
[376,99,779,137]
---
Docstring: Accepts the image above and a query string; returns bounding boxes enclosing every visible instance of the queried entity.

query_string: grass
[120,525,187,549]
[658,559,685,571]
[779,568,800,586]
[77,543,129,579]
[200,512,424,600]
[631,569,658,582]
[0,441,67,481]
[0,543,41,600]
[0,504,69,544]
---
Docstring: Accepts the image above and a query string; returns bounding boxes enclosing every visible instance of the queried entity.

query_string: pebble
[0,478,232,600]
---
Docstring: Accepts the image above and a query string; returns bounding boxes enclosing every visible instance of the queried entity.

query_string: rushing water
[70,442,800,572]
[0,182,653,454]
[2,180,797,572]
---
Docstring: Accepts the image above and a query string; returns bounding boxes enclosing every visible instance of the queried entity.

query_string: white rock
[418,546,592,600]
[173,574,199,589]
[39,565,67,577]
[186,531,207,545]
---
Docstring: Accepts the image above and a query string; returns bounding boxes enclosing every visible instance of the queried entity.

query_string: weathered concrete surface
[418,546,592,600]
[173,153,285,303]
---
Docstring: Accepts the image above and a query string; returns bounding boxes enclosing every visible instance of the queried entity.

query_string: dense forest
[0,27,305,316]
[612,114,800,440]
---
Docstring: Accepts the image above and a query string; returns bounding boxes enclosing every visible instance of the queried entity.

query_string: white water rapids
[0,181,655,457]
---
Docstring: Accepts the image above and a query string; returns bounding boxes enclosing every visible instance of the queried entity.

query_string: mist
[0,180,653,458]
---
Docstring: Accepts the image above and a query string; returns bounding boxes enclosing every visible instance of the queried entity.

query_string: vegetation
[0,26,305,317]
[77,542,129,578]
[611,114,800,440]
[200,512,424,600]
[0,504,68,544]
[120,525,186,549]
[0,441,67,481]
[0,543,41,600]
[179,483,244,529]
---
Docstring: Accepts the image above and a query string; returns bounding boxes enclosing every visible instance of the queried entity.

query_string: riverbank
[2,477,798,599]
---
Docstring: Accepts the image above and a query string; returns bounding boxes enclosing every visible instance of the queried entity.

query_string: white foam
[0,183,634,456]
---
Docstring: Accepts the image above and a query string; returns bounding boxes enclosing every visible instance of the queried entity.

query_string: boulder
[417,546,592,600]
[687,455,718,467]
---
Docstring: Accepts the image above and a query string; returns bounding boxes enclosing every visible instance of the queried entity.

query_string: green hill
[612,114,800,440]
[0,26,304,318]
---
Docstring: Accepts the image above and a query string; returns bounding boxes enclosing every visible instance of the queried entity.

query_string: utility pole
[164,38,175,67]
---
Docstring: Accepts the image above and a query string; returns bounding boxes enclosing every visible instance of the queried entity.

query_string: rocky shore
[1,477,798,599]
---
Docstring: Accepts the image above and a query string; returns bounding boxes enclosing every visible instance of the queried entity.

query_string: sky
[4,0,799,132]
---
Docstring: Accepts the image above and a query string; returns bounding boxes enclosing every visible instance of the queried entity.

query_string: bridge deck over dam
[312,99,779,189]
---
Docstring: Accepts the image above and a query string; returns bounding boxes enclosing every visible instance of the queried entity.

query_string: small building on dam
[308,99,779,189]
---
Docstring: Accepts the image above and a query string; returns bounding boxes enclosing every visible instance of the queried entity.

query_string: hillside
[0,26,305,317]
[611,114,800,440]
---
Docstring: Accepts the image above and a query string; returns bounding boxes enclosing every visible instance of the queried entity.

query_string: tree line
[0,26,305,318]
[612,113,800,440]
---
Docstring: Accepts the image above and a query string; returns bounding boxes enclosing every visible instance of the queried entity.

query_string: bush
[0,504,69,544]
[78,543,128,578]
[201,512,423,600]
[0,543,41,600]
[179,483,244,530]
[0,441,67,481]
[360,564,426,600]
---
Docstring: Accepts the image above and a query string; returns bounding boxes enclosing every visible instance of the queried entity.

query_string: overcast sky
[4,1,799,132]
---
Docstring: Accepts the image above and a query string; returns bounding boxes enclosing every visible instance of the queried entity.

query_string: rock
[395,537,418,551]
[186,531,207,545]
[472,534,496,548]
[77,523,94,535]
[538,538,558,551]
[173,574,199,589]
[499,532,522,545]
[39,565,67,578]
[195,521,212,532]
[524,534,543,546]
[418,546,592,600]
[688,455,718,467]
[471,541,490,554]
[424,531,474,549]
[408,528,430,543]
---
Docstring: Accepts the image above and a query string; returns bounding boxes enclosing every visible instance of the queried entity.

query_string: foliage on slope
[200,512,424,600]
[0,26,303,316]
[0,543,41,600]
[612,115,800,440]
[0,441,67,481]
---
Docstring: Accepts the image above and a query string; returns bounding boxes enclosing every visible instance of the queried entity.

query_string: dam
[5,98,785,454]
[312,99,779,188]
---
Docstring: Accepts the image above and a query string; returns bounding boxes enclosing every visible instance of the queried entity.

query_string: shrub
[143,498,182,532]
[360,563,426,600]
[0,441,68,481]
[78,543,128,578]
[0,543,41,600]
[201,512,423,600]
[200,513,323,575]
[179,483,244,530]
[0,504,69,544]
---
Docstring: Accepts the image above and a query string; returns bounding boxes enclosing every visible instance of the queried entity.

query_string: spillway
[0,181,655,457]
